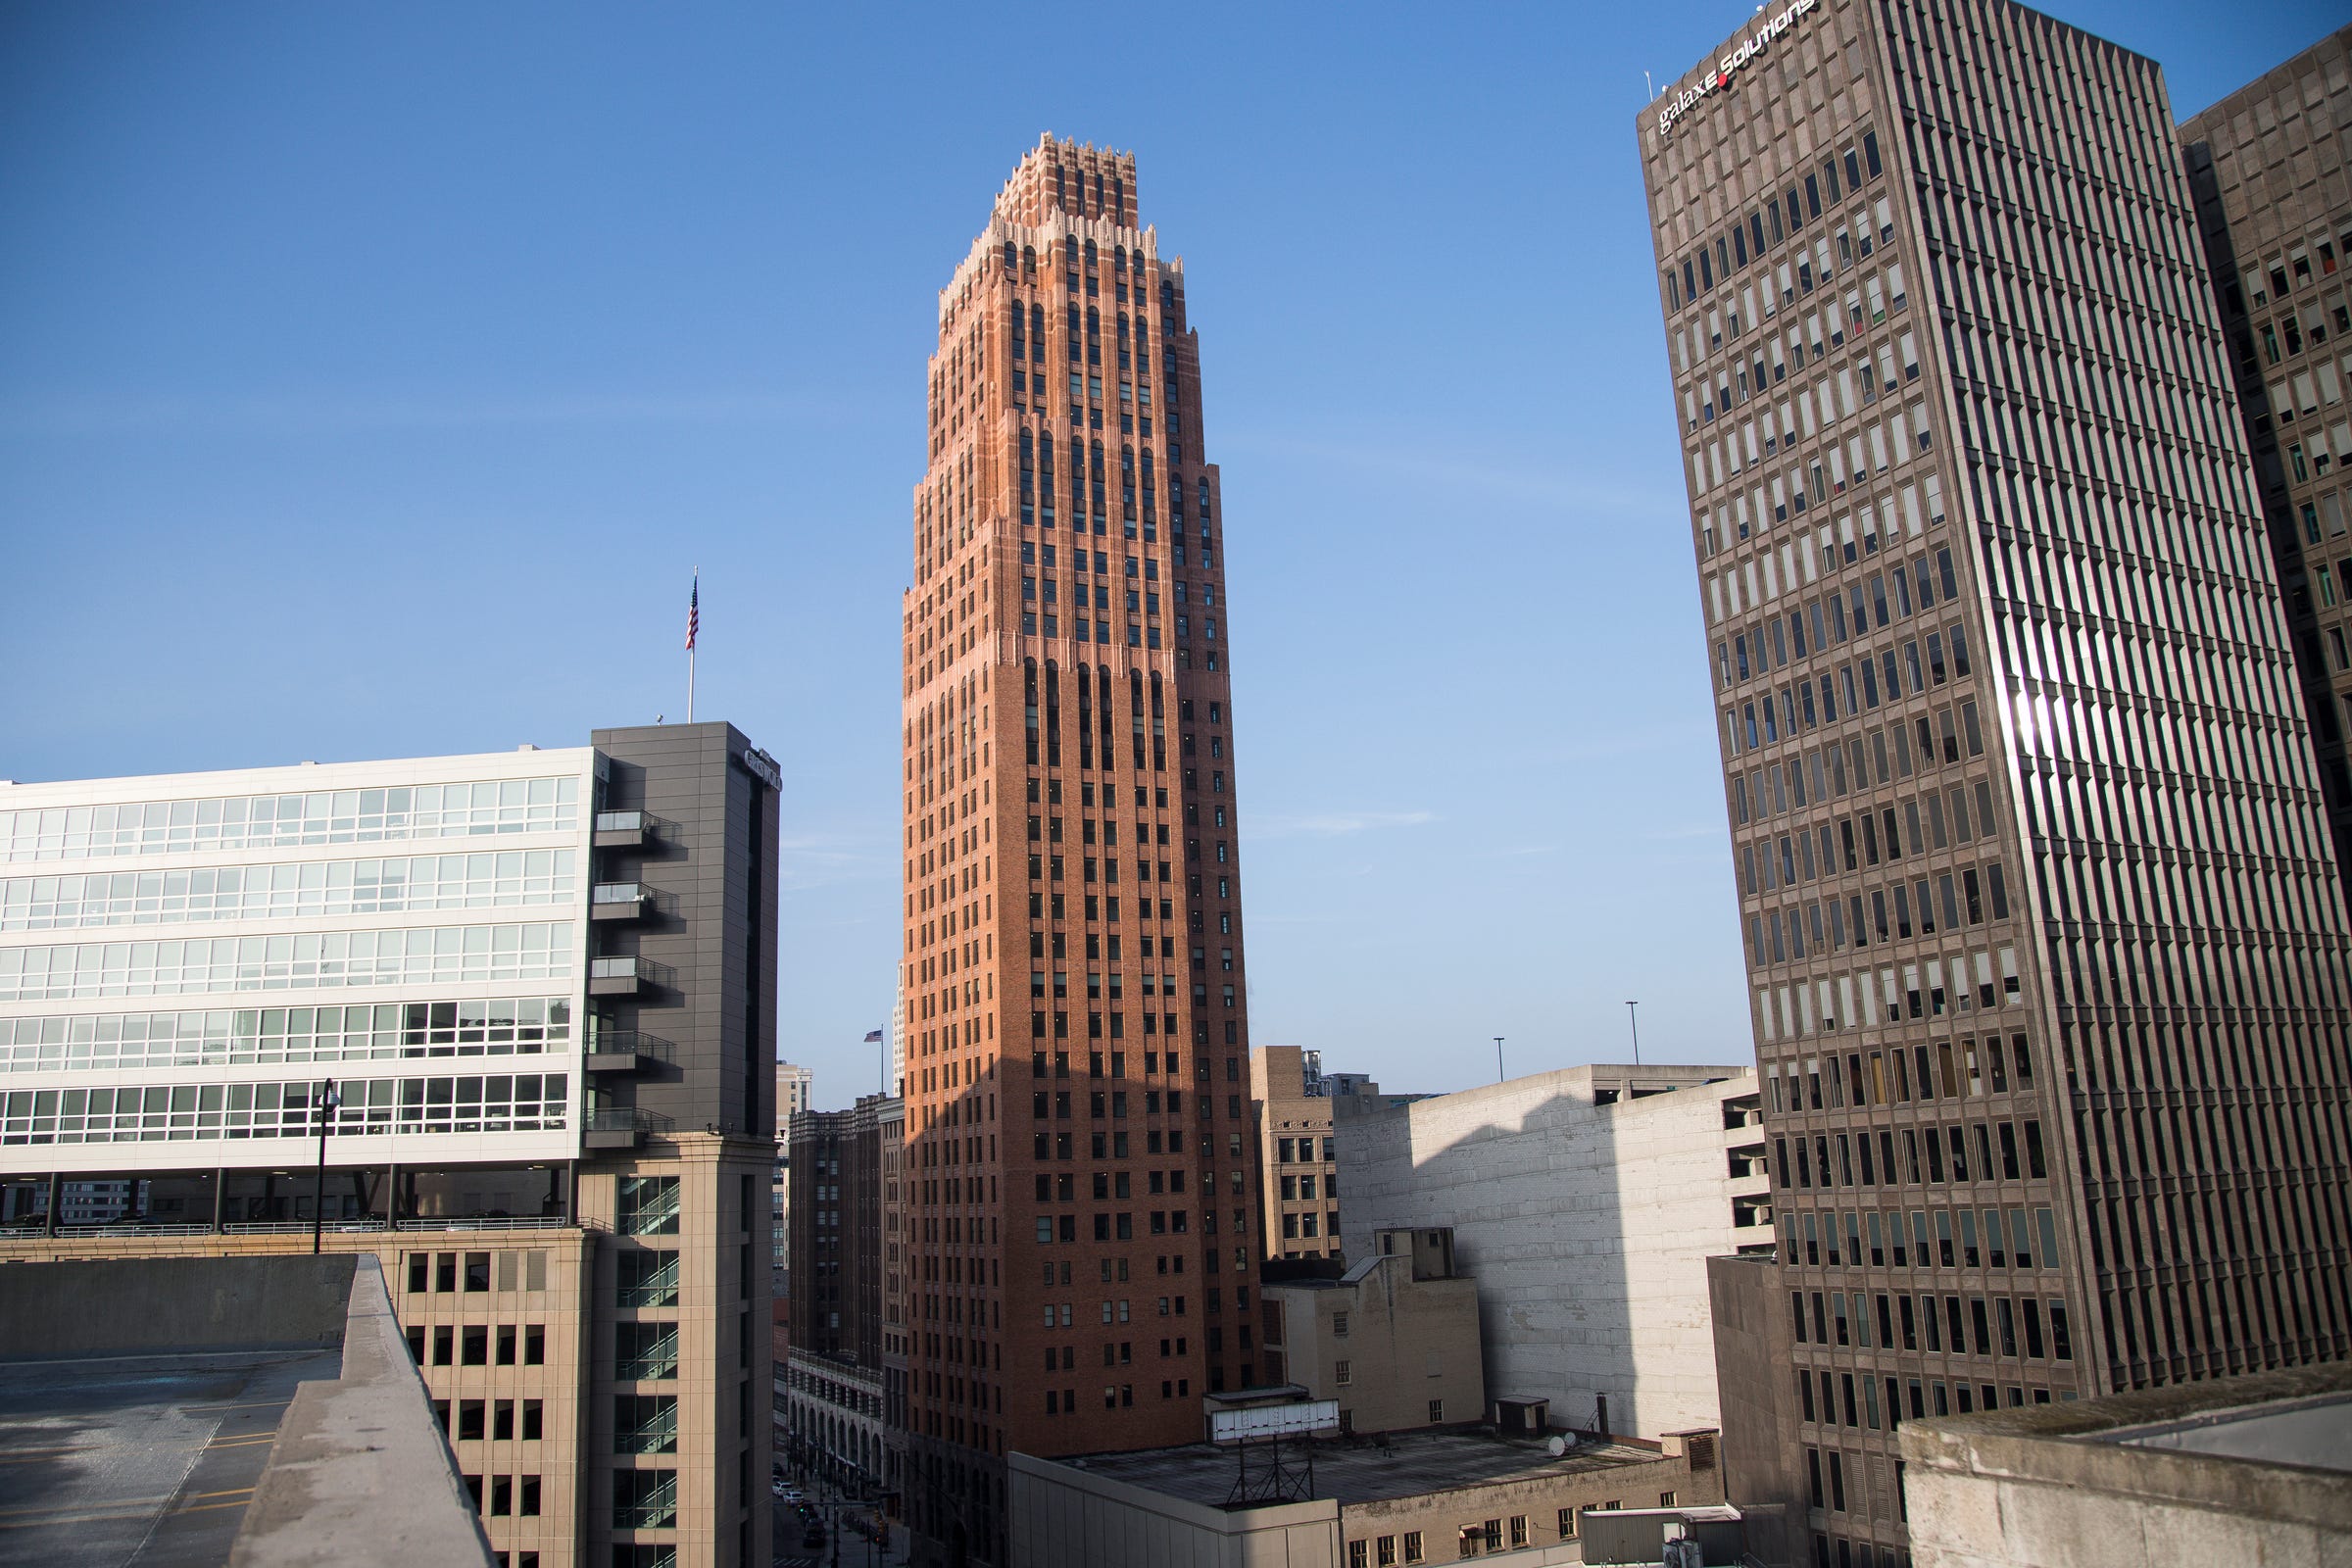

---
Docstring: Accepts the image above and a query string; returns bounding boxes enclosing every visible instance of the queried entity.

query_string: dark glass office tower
[1638,4,2352,1562]
[2183,26,2352,908]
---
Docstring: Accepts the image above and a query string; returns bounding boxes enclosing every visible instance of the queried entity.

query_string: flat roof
[0,1347,338,1567]
[2104,1391,2352,1476]
[1062,1428,1673,1509]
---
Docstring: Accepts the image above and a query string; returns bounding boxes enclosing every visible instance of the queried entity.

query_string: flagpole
[686,567,699,724]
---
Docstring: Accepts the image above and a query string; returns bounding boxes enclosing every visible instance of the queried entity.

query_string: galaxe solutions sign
[1655,0,1820,138]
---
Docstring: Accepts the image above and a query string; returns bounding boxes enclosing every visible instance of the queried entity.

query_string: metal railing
[594,810,649,834]
[591,881,652,906]
[589,956,669,985]
[395,1214,570,1232]
[586,1030,676,1063]
[587,1106,675,1136]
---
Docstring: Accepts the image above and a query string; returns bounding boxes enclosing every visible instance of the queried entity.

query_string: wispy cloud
[1643,822,1722,843]
[1252,808,1437,840]
[0,390,833,438]
[778,829,890,893]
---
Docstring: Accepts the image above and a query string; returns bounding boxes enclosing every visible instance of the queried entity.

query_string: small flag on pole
[685,574,700,652]
[863,1030,884,1044]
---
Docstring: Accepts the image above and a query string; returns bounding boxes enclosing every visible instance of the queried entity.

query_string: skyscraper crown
[992,132,1139,229]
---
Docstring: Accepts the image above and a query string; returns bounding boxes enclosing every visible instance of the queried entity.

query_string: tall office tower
[2182,27,2352,899]
[900,133,1259,1565]
[0,723,781,1568]
[1637,4,2352,1563]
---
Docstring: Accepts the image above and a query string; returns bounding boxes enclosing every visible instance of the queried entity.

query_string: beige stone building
[1263,1228,1484,1437]
[1250,1046,1429,1266]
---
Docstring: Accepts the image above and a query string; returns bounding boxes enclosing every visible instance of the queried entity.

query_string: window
[612,1468,677,1531]
[1350,1544,1369,1568]
[1403,1533,1425,1564]
[1332,1309,1350,1338]
[1508,1517,1527,1547]
[617,1249,679,1307]
[615,1395,678,1454]
[617,1175,679,1235]
[1429,1398,1445,1423]
[1336,1358,1352,1386]
[616,1322,678,1381]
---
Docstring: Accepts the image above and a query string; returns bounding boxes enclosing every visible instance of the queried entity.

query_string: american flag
[863,1030,884,1044]
[685,574,699,652]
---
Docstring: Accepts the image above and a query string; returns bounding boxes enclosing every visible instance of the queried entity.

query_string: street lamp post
[310,1078,341,1253]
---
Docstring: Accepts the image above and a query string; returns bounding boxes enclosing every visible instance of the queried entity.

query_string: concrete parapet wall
[0,1252,358,1357]
[1900,1363,2352,1568]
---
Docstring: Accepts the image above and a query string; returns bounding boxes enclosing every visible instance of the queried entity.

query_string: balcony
[584,1106,674,1152]
[589,956,670,997]
[585,1030,676,1075]
[590,882,660,922]
[593,809,662,849]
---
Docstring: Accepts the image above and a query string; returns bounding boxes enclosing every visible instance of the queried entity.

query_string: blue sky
[0,1,2333,1108]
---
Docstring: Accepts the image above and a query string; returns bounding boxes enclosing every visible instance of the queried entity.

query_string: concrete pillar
[212,1169,227,1232]
[43,1172,59,1237]
[385,1162,401,1228]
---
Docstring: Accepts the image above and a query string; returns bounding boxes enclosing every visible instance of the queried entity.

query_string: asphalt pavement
[769,1472,908,1568]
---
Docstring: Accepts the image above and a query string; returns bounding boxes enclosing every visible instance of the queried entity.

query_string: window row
[0,921,575,1001]
[1692,394,1936,517]
[1032,1209,1195,1242]
[0,1072,570,1145]
[0,776,580,863]
[1791,1287,2073,1364]
[0,998,573,1072]
[402,1321,548,1366]
[432,1396,545,1442]
[1755,945,2023,1043]
[1767,1030,2034,1112]
[405,1248,552,1295]
[0,851,577,931]
[1785,1202,2059,1273]
[1774,1115,2049,1193]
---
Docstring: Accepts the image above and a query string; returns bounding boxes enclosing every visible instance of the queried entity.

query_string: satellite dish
[1546,1436,1568,1457]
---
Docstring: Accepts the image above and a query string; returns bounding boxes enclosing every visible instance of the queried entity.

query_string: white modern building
[0,748,595,1185]
[0,724,784,1568]
[1340,1064,1774,1444]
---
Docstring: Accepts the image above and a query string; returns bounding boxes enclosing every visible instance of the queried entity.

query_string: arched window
[1159,281,1176,313]
[1198,479,1211,521]
[1114,245,1127,273]
[1021,245,1036,275]
[1083,238,1097,269]
[1030,304,1046,362]
[1002,241,1016,271]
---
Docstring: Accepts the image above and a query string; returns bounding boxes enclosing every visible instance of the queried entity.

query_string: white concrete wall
[1340,1065,1770,1441]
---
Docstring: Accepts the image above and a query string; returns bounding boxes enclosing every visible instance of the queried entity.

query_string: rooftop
[0,1253,490,1568]
[0,1346,340,1567]
[1063,1428,1675,1510]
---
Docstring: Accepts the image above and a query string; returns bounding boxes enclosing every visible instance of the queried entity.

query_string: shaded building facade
[2182,26,2352,903]
[898,135,1263,1565]
[1638,3,2352,1563]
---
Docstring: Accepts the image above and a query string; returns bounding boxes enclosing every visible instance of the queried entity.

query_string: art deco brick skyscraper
[899,135,1260,1566]
[1638,4,2352,1563]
